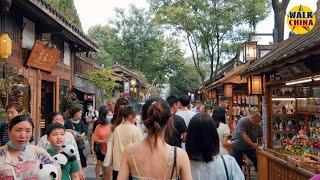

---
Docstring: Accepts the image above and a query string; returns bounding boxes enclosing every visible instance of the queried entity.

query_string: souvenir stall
[242,27,320,179]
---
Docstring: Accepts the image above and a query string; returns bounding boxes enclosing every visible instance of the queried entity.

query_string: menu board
[26,40,60,72]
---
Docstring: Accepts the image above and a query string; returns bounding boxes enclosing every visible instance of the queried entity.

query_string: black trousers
[113,170,133,180]
[79,148,87,168]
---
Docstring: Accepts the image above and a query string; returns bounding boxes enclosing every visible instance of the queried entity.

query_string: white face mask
[106,116,113,123]
[88,106,93,112]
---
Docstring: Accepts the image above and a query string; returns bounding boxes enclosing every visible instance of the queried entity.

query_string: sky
[74,0,318,52]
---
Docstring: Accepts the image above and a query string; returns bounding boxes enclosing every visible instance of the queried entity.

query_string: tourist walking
[117,98,192,180]
[213,107,234,155]
[38,112,85,179]
[186,113,244,180]
[85,103,99,154]
[165,95,187,148]
[92,105,112,180]
[0,102,24,146]
[111,105,143,180]
[0,115,61,179]
[176,95,196,127]
[65,105,87,168]
[46,123,79,180]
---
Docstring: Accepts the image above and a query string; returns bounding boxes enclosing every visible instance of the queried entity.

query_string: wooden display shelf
[273,130,298,134]
[272,114,296,117]
[257,149,315,180]
[296,112,320,115]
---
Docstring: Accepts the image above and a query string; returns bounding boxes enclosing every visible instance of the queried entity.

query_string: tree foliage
[88,5,185,86]
[46,0,82,30]
[87,67,118,102]
[169,63,202,96]
[150,0,269,82]
[272,0,290,43]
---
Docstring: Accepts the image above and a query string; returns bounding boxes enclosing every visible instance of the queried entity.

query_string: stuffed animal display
[53,144,77,168]
[38,163,58,180]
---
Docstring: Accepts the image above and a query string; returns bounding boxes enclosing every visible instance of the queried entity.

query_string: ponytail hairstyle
[142,98,173,148]
[112,97,129,131]
[118,105,135,121]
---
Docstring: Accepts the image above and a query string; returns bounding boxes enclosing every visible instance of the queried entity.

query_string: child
[47,123,79,180]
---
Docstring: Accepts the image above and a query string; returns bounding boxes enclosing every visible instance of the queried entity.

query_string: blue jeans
[232,148,257,170]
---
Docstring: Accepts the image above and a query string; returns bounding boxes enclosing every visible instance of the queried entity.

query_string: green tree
[150,0,269,82]
[89,5,186,86]
[272,0,290,42]
[87,67,119,103]
[87,25,120,66]
[169,64,202,96]
[46,0,82,30]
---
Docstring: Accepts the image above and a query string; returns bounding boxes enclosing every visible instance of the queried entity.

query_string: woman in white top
[213,107,235,155]
[186,113,244,180]
[38,112,85,179]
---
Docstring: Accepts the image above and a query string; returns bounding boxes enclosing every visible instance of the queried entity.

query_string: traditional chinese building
[0,0,98,141]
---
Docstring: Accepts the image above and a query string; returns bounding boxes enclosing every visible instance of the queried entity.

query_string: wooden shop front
[0,0,98,142]
[242,24,320,179]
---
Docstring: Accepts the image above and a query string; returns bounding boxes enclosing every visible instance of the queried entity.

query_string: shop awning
[73,86,95,94]
[206,64,248,91]
[242,24,320,76]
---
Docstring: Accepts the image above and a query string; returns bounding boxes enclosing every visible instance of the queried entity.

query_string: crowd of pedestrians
[0,94,267,180]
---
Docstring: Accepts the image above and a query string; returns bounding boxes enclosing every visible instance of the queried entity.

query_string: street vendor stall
[242,25,320,179]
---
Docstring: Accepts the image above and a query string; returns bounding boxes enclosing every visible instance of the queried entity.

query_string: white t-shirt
[176,109,196,127]
[217,123,231,155]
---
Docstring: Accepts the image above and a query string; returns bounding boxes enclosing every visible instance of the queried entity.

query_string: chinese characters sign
[27,40,60,72]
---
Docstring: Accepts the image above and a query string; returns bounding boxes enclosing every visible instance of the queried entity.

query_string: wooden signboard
[27,40,60,72]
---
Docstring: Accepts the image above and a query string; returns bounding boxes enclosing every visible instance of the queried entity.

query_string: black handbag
[94,143,102,153]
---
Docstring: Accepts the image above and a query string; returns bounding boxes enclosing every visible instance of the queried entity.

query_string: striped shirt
[0,123,9,146]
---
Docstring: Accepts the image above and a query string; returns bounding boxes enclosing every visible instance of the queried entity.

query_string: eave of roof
[206,64,248,90]
[242,25,320,76]
[20,0,98,52]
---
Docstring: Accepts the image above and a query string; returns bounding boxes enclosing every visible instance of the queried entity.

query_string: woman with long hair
[111,105,143,180]
[212,107,235,155]
[117,98,192,180]
[92,105,112,180]
[186,113,244,180]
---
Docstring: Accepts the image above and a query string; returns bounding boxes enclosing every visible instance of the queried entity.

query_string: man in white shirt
[176,95,196,127]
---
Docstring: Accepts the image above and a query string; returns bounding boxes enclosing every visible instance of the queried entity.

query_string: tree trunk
[272,0,290,43]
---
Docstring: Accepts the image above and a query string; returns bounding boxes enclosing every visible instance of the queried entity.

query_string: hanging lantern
[243,41,257,63]
[248,75,263,95]
[0,34,12,59]
[130,79,136,87]
[224,84,233,97]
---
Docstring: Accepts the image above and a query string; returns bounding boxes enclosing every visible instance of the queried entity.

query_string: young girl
[111,105,144,180]
[47,123,79,180]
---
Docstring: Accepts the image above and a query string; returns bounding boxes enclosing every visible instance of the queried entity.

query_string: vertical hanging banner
[124,81,130,97]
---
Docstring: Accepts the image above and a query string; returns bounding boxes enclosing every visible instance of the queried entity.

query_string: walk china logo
[287,5,316,34]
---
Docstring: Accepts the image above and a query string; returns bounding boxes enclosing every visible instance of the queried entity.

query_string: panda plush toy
[53,144,77,168]
[38,163,58,180]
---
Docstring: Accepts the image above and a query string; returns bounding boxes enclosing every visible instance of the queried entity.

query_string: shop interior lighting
[285,78,312,85]
[314,76,320,81]
[272,98,296,101]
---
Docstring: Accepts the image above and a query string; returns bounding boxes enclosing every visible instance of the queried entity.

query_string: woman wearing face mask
[0,115,61,179]
[93,105,112,179]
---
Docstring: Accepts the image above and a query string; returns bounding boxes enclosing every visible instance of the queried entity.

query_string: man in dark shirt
[165,95,187,147]
[0,102,26,146]
[232,112,263,170]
